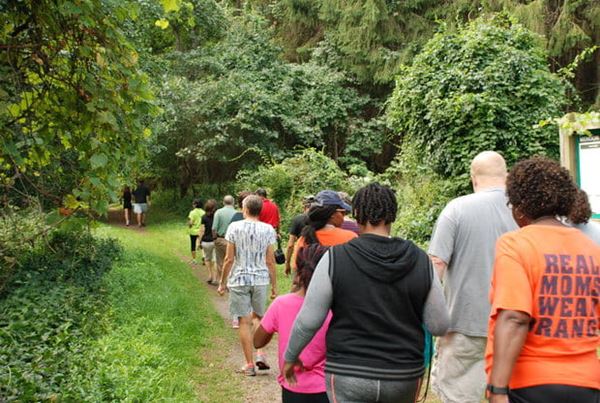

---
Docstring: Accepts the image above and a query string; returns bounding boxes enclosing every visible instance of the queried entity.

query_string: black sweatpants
[282,387,329,403]
[509,384,599,403]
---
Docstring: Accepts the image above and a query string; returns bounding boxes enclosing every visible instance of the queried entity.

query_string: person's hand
[488,394,509,403]
[283,359,304,386]
[217,282,227,296]
[284,263,291,276]
[270,286,277,300]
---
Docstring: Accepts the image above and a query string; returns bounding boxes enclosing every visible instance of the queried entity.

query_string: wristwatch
[486,384,509,395]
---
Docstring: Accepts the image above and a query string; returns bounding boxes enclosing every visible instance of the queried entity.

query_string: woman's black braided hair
[295,244,329,290]
[300,205,338,245]
[352,182,398,226]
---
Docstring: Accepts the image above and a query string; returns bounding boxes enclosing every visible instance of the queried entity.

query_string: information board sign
[576,134,600,219]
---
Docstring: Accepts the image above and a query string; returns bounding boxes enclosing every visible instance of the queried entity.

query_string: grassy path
[99,209,288,401]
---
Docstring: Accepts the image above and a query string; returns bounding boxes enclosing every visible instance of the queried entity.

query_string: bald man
[429,151,517,403]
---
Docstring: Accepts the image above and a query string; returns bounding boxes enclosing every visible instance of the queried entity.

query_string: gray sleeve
[428,205,456,264]
[284,251,332,363]
[423,266,450,336]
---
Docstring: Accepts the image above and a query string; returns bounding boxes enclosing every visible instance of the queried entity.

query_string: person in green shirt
[188,199,205,264]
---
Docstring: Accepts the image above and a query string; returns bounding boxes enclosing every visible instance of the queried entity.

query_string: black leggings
[282,387,329,403]
[190,235,198,251]
[509,384,599,403]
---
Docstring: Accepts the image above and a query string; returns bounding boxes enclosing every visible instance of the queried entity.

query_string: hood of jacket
[342,233,423,283]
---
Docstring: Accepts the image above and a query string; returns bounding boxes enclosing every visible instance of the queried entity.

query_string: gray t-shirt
[428,187,517,337]
[573,221,600,245]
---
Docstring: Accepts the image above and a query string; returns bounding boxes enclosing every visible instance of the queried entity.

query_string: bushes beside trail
[0,228,121,400]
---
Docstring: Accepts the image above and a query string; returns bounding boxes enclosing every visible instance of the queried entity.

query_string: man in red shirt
[256,188,280,231]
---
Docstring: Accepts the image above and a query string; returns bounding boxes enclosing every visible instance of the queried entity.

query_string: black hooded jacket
[325,233,432,380]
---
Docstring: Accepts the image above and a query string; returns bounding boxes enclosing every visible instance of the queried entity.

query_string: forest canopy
[1,0,598,206]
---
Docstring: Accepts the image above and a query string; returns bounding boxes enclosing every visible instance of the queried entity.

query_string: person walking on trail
[284,195,314,276]
[229,191,253,225]
[256,188,280,231]
[122,185,132,226]
[212,195,237,281]
[217,195,278,377]
[291,190,357,271]
[187,199,205,264]
[428,151,517,403]
[200,199,218,284]
[254,244,331,403]
[283,183,449,403]
[132,179,151,227]
[485,157,599,403]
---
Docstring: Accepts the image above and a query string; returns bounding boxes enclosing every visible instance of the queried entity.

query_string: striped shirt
[225,219,276,287]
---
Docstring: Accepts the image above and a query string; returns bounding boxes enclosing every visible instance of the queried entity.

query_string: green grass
[92,209,244,401]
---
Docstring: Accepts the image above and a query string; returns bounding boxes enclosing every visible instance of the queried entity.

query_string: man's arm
[211,212,219,239]
[284,234,298,275]
[488,309,530,403]
[429,255,448,281]
[266,244,277,299]
[217,241,235,295]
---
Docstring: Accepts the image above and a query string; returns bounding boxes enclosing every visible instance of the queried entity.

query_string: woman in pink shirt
[254,244,331,403]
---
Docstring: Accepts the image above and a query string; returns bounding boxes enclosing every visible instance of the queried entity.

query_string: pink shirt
[260,293,331,393]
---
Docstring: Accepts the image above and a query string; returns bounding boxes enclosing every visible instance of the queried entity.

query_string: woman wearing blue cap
[291,190,357,271]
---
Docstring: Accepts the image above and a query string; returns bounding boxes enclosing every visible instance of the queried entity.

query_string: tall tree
[1,0,156,212]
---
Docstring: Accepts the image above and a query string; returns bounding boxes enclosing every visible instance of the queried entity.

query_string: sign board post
[558,112,600,220]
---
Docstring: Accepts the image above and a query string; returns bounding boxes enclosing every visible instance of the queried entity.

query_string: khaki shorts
[431,332,487,403]
[133,203,148,214]
[200,241,215,261]
[228,284,268,319]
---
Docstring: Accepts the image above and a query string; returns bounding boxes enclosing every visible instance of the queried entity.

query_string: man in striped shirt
[218,194,278,376]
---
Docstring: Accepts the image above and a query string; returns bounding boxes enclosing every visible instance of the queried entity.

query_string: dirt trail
[185,261,281,402]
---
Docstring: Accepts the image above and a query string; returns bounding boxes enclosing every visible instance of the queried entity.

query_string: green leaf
[160,0,180,13]
[90,153,108,169]
[154,19,170,30]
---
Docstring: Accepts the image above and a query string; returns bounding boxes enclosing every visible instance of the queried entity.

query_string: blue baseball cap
[314,190,351,212]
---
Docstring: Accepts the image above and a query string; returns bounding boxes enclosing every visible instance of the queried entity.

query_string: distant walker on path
[132,179,151,228]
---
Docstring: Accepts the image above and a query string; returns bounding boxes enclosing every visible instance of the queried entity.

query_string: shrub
[0,225,121,400]
[0,206,48,293]
[236,149,360,231]
[387,14,569,179]
[11,230,122,291]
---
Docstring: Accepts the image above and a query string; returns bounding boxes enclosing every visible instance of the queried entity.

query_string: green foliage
[387,15,569,179]
[150,14,385,192]
[0,230,121,400]
[0,205,49,292]
[0,0,157,213]
[379,143,461,246]
[0,282,108,401]
[236,148,366,231]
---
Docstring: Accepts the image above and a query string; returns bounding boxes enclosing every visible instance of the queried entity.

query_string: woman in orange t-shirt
[485,157,599,403]
[292,190,357,271]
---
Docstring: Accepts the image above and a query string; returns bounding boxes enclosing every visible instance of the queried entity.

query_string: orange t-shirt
[292,227,358,269]
[485,225,600,390]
